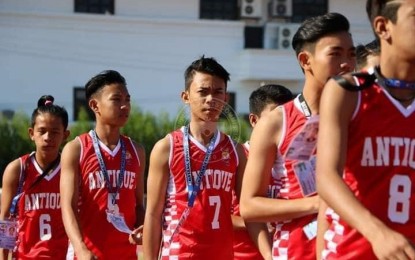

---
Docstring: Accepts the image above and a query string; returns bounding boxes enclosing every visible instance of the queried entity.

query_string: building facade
[0,0,373,121]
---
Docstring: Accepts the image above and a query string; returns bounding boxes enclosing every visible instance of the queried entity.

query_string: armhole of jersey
[227,135,239,167]
[168,133,173,168]
[277,106,286,151]
[127,137,141,168]
[76,136,84,164]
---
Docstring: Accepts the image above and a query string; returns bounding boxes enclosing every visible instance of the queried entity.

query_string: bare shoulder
[2,158,21,180]
[251,106,284,145]
[61,138,81,161]
[150,135,171,161]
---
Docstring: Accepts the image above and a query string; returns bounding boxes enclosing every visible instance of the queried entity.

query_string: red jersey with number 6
[161,127,238,260]
[16,152,68,260]
[323,82,415,259]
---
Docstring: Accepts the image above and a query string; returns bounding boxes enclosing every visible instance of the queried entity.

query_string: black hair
[31,95,68,129]
[184,55,230,91]
[356,39,380,70]
[367,0,400,26]
[249,84,293,115]
[292,12,351,56]
[85,70,126,101]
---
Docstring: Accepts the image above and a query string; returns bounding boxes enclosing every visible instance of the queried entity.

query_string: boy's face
[182,71,227,122]
[390,0,415,60]
[90,83,131,127]
[304,31,356,88]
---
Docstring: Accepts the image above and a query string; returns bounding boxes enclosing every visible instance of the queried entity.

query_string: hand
[370,227,415,260]
[77,248,97,260]
[129,225,143,245]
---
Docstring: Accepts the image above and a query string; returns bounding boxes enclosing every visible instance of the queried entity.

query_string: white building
[0,0,373,121]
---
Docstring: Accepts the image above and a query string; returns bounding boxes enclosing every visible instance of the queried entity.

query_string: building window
[74,0,114,15]
[73,87,94,121]
[200,0,238,20]
[291,0,328,23]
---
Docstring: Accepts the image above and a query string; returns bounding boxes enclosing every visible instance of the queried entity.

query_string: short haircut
[292,12,351,56]
[366,0,400,37]
[184,55,230,91]
[249,84,293,116]
[85,70,126,101]
[356,39,380,70]
[31,95,68,129]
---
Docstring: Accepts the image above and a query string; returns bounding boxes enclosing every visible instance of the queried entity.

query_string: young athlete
[232,84,293,260]
[0,95,70,259]
[60,70,146,259]
[143,56,266,259]
[240,13,356,260]
[316,0,415,259]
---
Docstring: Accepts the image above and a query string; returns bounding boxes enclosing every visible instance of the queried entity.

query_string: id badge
[303,219,317,240]
[285,115,319,161]
[0,219,17,249]
[292,156,317,197]
[106,211,132,234]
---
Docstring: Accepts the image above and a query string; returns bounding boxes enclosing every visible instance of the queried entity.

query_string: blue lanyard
[91,130,126,204]
[183,125,218,207]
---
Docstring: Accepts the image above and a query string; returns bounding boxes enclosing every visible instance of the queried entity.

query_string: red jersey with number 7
[323,82,415,259]
[160,127,238,260]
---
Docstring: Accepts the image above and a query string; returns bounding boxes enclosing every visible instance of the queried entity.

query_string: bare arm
[240,108,318,223]
[142,136,170,260]
[129,142,146,244]
[0,159,20,260]
[234,143,272,259]
[316,78,415,260]
[60,139,95,260]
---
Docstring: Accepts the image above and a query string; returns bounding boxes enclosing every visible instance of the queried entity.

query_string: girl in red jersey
[0,95,70,260]
[317,0,415,259]
[60,70,146,260]
[143,56,269,260]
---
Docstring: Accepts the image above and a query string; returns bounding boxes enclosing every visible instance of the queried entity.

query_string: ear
[373,16,391,41]
[248,113,258,128]
[298,51,311,72]
[63,130,71,141]
[181,90,190,104]
[28,128,35,141]
[88,99,99,113]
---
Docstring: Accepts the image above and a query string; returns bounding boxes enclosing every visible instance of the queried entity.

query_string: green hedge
[0,107,250,188]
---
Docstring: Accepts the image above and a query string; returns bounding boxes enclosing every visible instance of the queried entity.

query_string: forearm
[143,217,162,260]
[242,196,318,222]
[316,199,329,260]
[246,222,272,260]
[61,206,88,254]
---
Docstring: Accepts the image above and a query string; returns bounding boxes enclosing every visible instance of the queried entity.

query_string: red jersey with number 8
[323,83,415,259]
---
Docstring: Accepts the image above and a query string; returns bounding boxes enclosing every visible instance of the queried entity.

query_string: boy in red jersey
[60,70,146,259]
[232,84,293,260]
[316,0,415,259]
[143,56,268,260]
[0,95,70,259]
[240,13,356,260]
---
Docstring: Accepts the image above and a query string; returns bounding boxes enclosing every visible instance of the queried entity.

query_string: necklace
[374,66,415,90]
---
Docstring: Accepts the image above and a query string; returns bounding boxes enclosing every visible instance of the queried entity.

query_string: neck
[34,152,59,171]
[188,121,218,146]
[301,81,323,115]
[94,124,121,147]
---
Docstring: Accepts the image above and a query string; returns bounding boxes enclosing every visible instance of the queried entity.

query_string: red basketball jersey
[271,98,317,260]
[323,82,415,259]
[15,152,68,259]
[67,131,141,260]
[161,127,238,260]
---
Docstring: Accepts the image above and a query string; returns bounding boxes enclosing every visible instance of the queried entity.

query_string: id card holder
[303,219,317,240]
[285,115,319,161]
[292,156,317,197]
[0,219,17,249]
[107,193,120,223]
[106,211,132,234]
